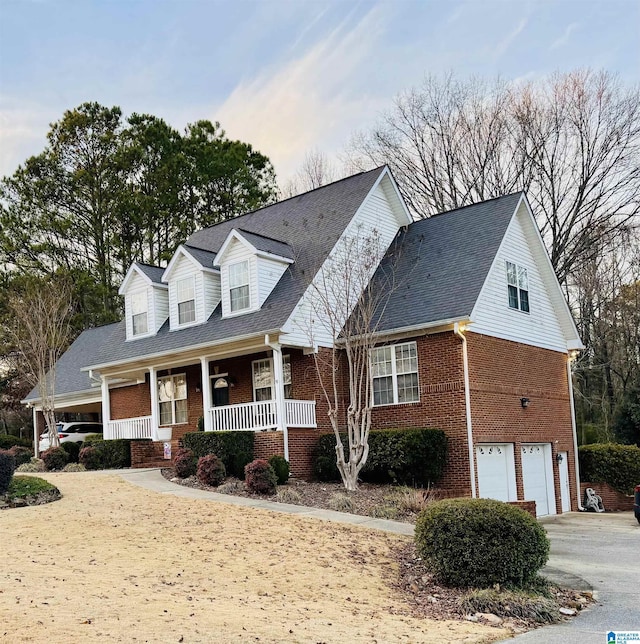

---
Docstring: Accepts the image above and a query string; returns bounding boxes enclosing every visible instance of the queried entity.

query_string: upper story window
[252,355,292,401]
[130,291,148,336]
[176,277,196,325]
[371,341,419,406]
[506,261,530,313]
[158,374,187,425]
[229,260,250,312]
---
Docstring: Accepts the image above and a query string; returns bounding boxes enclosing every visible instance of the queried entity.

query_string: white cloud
[212,6,388,183]
[492,17,528,61]
[549,22,579,51]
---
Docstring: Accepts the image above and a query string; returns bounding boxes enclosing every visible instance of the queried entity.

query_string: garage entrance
[476,443,517,502]
[521,443,556,517]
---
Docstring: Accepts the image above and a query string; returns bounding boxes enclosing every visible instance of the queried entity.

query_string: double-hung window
[371,341,419,406]
[158,374,188,425]
[229,260,250,313]
[130,291,148,336]
[177,277,196,324]
[252,355,292,401]
[506,261,530,313]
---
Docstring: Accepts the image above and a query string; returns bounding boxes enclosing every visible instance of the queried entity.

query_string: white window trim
[505,261,530,314]
[125,289,153,341]
[228,259,251,314]
[370,341,420,407]
[157,373,188,426]
[251,355,292,401]
[175,275,197,327]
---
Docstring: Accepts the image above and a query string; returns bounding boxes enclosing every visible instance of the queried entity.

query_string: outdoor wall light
[556,453,564,464]
[520,397,530,409]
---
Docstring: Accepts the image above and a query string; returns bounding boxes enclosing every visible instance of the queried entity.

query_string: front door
[212,377,229,407]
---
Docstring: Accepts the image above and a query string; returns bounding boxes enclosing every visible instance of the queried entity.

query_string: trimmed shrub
[0,450,16,494]
[7,446,33,468]
[83,433,104,443]
[197,416,205,431]
[415,498,550,588]
[41,447,69,471]
[197,454,226,487]
[63,463,87,472]
[314,428,447,485]
[61,441,81,463]
[79,446,102,470]
[0,435,32,450]
[579,443,640,495]
[268,455,290,485]
[244,459,277,494]
[16,458,45,473]
[183,431,254,478]
[174,448,198,478]
[8,475,57,499]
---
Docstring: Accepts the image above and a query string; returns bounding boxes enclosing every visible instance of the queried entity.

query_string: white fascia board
[370,316,472,342]
[119,263,153,295]
[80,327,281,373]
[255,249,294,264]
[21,389,102,408]
[213,230,252,267]
[380,167,414,225]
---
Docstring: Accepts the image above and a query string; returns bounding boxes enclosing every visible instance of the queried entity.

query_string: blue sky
[0,0,638,182]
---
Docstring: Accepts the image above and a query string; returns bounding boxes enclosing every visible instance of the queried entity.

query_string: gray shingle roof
[24,323,120,401]
[182,245,218,270]
[235,229,294,260]
[373,193,522,331]
[81,167,387,370]
[135,263,165,284]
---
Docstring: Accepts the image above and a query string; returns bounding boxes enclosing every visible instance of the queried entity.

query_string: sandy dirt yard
[0,472,507,643]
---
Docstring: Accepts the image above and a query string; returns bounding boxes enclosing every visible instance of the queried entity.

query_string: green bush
[83,433,104,443]
[16,458,45,473]
[197,454,226,487]
[579,443,640,495]
[314,428,447,486]
[7,475,57,499]
[244,459,277,494]
[0,435,32,450]
[183,431,254,478]
[174,448,198,478]
[61,441,81,463]
[0,450,16,494]
[268,455,290,485]
[415,498,550,588]
[79,446,101,470]
[7,445,33,467]
[41,447,69,471]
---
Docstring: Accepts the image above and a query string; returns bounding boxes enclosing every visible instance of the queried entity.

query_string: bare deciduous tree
[281,149,339,198]
[4,276,74,449]
[305,227,399,490]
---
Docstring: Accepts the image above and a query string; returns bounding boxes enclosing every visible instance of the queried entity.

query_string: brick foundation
[580,482,634,512]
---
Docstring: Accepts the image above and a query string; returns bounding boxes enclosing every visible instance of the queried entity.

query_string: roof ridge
[424,191,523,220]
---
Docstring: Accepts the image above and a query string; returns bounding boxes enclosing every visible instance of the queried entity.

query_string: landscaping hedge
[78,439,132,469]
[0,435,32,450]
[182,431,254,479]
[579,443,640,495]
[314,428,447,486]
[415,498,550,588]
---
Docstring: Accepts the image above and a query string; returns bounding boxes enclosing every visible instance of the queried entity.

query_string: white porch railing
[105,415,153,440]
[209,399,316,432]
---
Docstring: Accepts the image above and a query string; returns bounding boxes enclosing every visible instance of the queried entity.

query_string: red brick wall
[254,432,284,461]
[370,333,471,497]
[110,380,151,420]
[466,332,577,511]
[580,482,634,512]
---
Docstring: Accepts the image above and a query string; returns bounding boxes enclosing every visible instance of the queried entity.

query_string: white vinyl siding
[158,373,188,426]
[282,178,407,348]
[470,201,566,352]
[220,239,259,317]
[256,255,289,307]
[122,269,169,340]
[371,341,419,406]
[168,254,206,329]
[152,285,169,331]
[202,271,221,318]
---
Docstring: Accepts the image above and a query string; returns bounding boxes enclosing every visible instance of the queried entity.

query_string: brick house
[24,166,583,516]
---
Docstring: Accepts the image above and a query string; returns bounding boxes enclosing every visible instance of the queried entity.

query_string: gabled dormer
[119,263,169,341]
[162,245,220,330]
[214,229,294,318]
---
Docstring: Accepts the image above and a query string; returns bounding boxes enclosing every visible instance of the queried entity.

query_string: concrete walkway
[116,467,415,536]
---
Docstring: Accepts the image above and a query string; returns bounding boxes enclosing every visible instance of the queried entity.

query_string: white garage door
[476,444,517,502]
[521,444,556,517]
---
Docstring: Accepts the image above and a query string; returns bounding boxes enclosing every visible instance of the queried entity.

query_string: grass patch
[8,475,57,499]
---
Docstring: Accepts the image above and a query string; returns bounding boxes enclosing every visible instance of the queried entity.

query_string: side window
[506,261,530,313]
[158,374,188,425]
[371,341,419,406]
[176,277,196,325]
[130,290,149,335]
[252,355,292,401]
[229,260,250,313]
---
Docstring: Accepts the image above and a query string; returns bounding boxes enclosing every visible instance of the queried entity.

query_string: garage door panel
[521,444,556,517]
[476,444,517,502]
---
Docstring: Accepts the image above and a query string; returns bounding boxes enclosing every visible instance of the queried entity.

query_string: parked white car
[39,422,103,452]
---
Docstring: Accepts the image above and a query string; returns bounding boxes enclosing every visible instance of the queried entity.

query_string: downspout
[454,323,477,498]
[265,334,289,462]
[567,353,584,511]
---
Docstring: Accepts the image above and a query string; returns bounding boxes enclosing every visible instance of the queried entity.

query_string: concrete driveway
[507,511,640,643]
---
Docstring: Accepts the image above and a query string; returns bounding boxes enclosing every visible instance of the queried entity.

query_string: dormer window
[229,260,250,312]
[177,277,196,324]
[130,291,149,336]
[506,261,530,313]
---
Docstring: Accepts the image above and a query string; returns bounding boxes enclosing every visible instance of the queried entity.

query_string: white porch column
[101,376,111,430]
[32,407,39,458]
[266,335,289,461]
[149,366,159,442]
[200,357,212,432]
